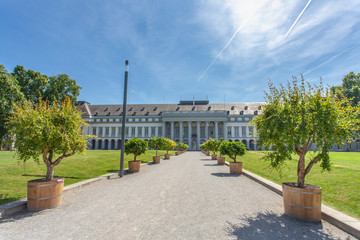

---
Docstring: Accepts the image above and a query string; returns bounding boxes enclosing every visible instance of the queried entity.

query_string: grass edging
[223,161,360,239]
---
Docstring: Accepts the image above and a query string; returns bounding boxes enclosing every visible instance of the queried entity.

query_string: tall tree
[12,65,48,103]
[0,65,24,147]
[44,74,81,105]
[331,71,360,106]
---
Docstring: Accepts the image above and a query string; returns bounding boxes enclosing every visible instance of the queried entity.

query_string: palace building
[78,100,262,150]
[78,100,360,151]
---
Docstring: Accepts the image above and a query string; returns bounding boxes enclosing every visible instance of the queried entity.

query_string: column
[155,126,158,137]
[96,127,99,137]
[188,121,192,150]
[101,140,105,149]
[128,127,132,138]
[231,126,234,138]
[135,126,138,137]
[215,121,219,140]
[96,139,100,149]
[179,122,183,143]
[162,122,166,137]
[197,121,200,150]
[223,121,227,140]
[170,122,175,140]
[205,121,209,140]
[115,126,119,138]
[142,126,145,138]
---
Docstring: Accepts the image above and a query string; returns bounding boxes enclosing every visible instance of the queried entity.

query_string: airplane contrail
[197,1,265,82]
[285,0,312,39]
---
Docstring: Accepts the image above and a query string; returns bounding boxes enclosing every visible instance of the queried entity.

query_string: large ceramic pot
[229,162,242,174]
[27,178,64,211]
[282,182,322,222]
[128,160,141,173]
[153,156,161,164]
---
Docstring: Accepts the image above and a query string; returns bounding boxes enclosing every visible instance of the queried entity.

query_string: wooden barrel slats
[229,162,242,174]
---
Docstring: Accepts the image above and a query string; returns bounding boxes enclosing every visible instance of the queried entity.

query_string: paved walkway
[0,152,356,239]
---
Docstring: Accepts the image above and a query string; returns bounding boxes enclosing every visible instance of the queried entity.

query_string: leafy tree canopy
[176,142,189,150]
[331,71,360,106]
[251,76,360,187]
[8,97,91,181]
[44,74,81,105]
[148,137,167,156]
[163,138,176,154]
[203,138,220,155]
[219,141,246,163]
[124,138,148,161]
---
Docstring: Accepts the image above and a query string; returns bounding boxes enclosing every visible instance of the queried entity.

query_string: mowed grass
[224,151,360,220]
[0,150,176,205]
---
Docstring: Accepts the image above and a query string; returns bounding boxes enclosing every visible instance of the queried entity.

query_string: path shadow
[226,211,345,240]
[200,159,214,161]
[21,174,84,180]
[204,164,219,167]
[211,173,240,178]
[0,209,39,224]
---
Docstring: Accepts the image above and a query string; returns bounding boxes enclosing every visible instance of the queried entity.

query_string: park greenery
[149,137,167,156]
[163,138,176,154]
[0,64,81,148]
[176,142,189,151]
[331,71,360,106]
[251,76,360,188]
[202,138,219,155]
[219,141,246,163]
[8,97,91,181]
[124,138,148,161]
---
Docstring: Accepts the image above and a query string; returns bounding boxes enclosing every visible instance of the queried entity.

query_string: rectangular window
[145,127,149,137]
[200,127,205,138]
[118,127,122,136]
[111,127,116,137]
[158,127,162,136]
[131,127,135,136]
[227,127,232,136]
[184,127,188,137]
[151,127,156,137]
[125,127,129,137]
[105,127,110,137]
[241,126,246,137]
[98,127,103,136]
[175,127,179,138]
[92,127,97,135]
[235,127,239,137]
[138,127,142,137]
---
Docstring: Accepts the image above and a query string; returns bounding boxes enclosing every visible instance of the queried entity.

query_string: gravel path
[0,152,356,239]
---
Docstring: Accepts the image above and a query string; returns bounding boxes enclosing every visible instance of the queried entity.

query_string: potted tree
[252,76,360,222]
[124,138,148,172]
[175,142,189,155]
[216,138,226,164]
[163,138,176,159]
[8,97,91,211]
[148,137,167,164]
[204,138,219,160]
[219,141,246,173]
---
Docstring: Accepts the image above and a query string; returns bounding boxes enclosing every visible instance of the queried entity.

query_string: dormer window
[245,106,248,110]
[119,113,122,116]
[153,107,157,111]
[132,112,136,116]
[231,106,235,110]
[240,111,244,115]
[254,111,258,115]
[94,112,99,116]
[158,112,162,116]
[192,107,195,111]
[208,106,211,111]
[141,107,145,111]
[116,107,121,111]
[176,107,180,111]
[226,111,230,115]
[145,112,149,116]
[258,106,262,110]
[106,112,111,116]
[104,107,108,112]
[128,107,133,111]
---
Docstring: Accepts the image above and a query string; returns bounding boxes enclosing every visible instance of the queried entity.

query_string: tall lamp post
[119,60,129,177]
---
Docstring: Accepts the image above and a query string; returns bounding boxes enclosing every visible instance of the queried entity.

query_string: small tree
[252,76,360,188]
[176,142,189,151]
[204,138,219,155]
[163,138,176,154]
[124,138,148,161]
[8,97,91,181]
[219,141,246,162]
[148,137,167,156]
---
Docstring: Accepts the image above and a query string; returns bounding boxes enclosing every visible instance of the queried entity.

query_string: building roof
[78,101,264,117]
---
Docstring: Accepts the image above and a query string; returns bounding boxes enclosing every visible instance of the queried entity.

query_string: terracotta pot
[282,182,322,222]
[217,156,225,165]
[27,178,64,211]
[211,154,217,160]
[164,153,170,159]
[229,162,242,174]
[153,156,161,164]
[128,160,141,173]
[175,152,180,155]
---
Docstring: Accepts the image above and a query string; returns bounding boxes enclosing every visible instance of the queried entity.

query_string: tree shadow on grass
[225,211,348,240]
[211,173,241,178]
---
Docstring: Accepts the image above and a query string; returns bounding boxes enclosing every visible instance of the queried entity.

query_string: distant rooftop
[179,100,209,105]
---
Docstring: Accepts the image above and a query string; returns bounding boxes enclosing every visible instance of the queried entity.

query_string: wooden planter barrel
[282,182,322,222]
[217,156,225,165]
[153,156,161,164]
[27,178,64,211]
[229,162,242,174]
[128,160,141,173]
[164,154,170,159]
[211,154,217,160]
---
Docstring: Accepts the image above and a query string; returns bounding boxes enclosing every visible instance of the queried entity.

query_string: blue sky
[1,0,360,105]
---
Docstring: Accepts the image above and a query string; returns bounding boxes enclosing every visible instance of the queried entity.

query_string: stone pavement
[0,152,357,239]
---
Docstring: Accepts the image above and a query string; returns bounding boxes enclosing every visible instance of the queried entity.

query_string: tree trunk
[46,165,54,181]
[156,149,158,157]
[297,154,306,188]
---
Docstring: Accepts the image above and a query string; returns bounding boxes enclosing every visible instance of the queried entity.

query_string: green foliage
[176,142,189,150]
[8,97,91,181]
[162,138,176,154]
[0,65,24,143]
[12,65,81,104]
[251,76,360,187]
[331,71,360,106]
[219,141,246,162]
[203,138,220,155]
[148,137,167,156]
[124,138,148,161]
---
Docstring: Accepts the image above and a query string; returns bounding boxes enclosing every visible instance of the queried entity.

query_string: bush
[176,142,189,150]
[203,138,219,155]
[148,137,167,156]
[125,138,148,161]
[163,138,176,154]
[219,141,246,163]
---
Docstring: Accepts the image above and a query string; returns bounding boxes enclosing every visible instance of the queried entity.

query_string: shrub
[124,138,148,161]
[219,141,246,163]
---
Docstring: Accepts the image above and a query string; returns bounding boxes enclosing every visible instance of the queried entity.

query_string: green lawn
[223,151,360,220]
[0,150,176,205]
